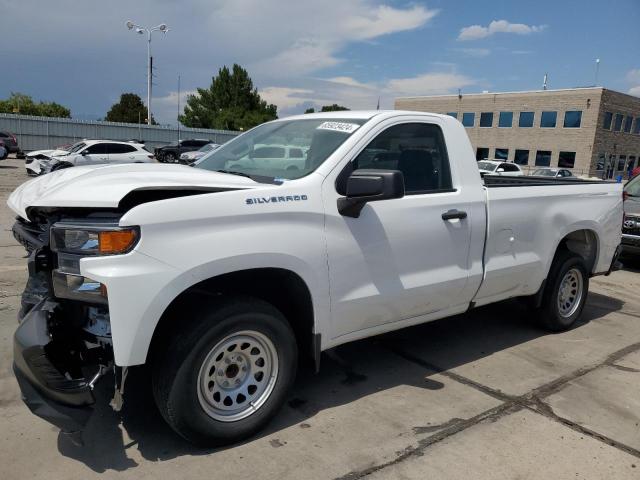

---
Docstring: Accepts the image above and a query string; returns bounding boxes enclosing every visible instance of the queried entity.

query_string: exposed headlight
[50,223,139,304]
[51,224,139,255]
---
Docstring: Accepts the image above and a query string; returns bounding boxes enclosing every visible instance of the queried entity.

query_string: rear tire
[151,296,298,446]
[536,250,589,331]
[164,152,176,163]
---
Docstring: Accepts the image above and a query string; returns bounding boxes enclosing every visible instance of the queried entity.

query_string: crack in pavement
[334,341,640,480]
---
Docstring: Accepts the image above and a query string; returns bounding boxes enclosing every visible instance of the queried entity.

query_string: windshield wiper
[214,169,253,178]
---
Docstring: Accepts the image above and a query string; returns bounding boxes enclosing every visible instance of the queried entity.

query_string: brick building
[395,87,640,178]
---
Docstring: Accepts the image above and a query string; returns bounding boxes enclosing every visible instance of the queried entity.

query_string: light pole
[126,20,169,125]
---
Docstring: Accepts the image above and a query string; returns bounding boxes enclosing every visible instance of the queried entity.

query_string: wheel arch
[148,267,317,367]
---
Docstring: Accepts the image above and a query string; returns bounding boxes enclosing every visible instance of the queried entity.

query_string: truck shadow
[57,293,624,472]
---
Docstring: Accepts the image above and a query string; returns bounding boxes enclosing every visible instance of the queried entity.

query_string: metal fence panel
[0,113,239,152]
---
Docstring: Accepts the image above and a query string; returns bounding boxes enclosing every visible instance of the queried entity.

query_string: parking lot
[0,157,639,479]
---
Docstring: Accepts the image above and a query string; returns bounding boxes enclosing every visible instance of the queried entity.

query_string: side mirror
[496,167,505,173]
[81,150,89,155]
[337,169,404,218]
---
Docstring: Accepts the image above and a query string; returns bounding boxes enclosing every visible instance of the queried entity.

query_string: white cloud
[627,69,640,97]
[259,71,477,116]
[455,48,491,57]
[458,20,546,41]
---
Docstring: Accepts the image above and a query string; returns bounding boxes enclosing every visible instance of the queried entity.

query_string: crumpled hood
[25,148,68,158]
[7,163,259,220]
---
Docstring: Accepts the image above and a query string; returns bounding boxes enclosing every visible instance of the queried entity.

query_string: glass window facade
[540,111,557,128]
[446,112,457,119]
[617,155,627,171]
[494,148,509,160]
[634,118,640,134]
[498,112,513,128]
[535,150,552,166]
[514,149,529,165]
[603,112,613,130]
[614,114,624,131]
[558,151,576,168]
[519,111,534,127]
[563,111,582,128]
[596,153,605,171]
[476,147,489,160]
[624,116,633,133]
[462,112,475,127]
[479,112,493,127]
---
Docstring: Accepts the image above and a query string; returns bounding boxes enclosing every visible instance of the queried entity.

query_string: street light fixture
[125,20,169,125]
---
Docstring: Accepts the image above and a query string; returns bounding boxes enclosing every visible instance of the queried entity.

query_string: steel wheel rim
[557,268,583,318]
[197,330,279,422]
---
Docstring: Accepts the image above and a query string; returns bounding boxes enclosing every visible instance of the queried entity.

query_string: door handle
[442,209,467,221]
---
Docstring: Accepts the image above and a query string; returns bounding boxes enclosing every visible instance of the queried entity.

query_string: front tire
[164,152,177,163]
[537,250,589,331]
[152,296,298,446]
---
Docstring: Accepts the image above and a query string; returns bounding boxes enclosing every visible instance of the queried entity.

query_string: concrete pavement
[0,157,638,479]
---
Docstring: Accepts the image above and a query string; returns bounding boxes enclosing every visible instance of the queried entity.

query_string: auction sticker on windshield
[317,122,360,133]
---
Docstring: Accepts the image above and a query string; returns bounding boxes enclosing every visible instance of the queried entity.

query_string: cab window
[341,123,453,195]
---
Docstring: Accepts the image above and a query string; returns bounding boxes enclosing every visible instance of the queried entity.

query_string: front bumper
[13,300,95,432]
[621,233,640,256]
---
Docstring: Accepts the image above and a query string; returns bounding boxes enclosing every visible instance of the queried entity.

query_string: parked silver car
[622,174,640,256]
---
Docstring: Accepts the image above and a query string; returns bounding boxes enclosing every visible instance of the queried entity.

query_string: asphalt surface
[0,157,639,479]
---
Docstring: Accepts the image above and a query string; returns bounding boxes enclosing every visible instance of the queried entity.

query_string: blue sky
[1,0,639,124]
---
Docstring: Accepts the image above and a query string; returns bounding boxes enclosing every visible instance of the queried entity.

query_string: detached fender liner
[13,300,95,432]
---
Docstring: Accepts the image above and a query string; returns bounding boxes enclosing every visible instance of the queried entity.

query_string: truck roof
[282,110,450,122]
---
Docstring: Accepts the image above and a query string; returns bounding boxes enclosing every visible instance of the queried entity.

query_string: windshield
[196,118,367,181]
[67,142,86,154]
[626,174,640,197]
[533,169,556,176]
[477,161,497,172]
[199,143,216,152]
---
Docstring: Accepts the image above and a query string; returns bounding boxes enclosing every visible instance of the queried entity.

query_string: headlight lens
[51,224,139,255]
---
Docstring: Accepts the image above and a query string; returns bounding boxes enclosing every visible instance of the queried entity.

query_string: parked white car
[25,140,154,175]
[532,168,575,179]
[8,111,622,447]
[179,143,220,164]
[227,144,309,172]
[477,160,523,177]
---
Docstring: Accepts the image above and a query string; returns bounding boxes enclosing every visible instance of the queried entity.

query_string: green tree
[320,104,350,112]
[304,107,315,114]
[105,93,155,124]
[180,64,277,131]
[0,92,71,118]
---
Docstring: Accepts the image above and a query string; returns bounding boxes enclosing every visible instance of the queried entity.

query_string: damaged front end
[12,212,124,439]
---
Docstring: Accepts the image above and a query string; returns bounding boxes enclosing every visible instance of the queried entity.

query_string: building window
[558,151,576,168]
[614,114,624,131]
[634,118,640,134]
[446,112,458,119]
[514,149,529,165]
[498,112,513,128]
[462,112,475,127]
[617,155,627,172]
[519,111,534,127]
[480,112,493,127]
[624,116,633,133]
[602,112,613,130]
[596,153,605,171]
[629,156,637,173]
[540,111,557,128]
[494,148,509,160]
[563,111,582,128]
[535,150,552,166]
[476,147,489,160]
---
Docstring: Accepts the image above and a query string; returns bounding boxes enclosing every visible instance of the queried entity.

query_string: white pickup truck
[8,111,623,446]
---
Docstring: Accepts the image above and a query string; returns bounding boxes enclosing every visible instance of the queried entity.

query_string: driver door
[78,143,109,165]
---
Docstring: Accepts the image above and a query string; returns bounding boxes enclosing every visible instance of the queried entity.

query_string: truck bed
[482,175,610,187]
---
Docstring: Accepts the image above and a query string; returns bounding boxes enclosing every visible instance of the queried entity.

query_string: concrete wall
[395,88,604,175]
[0,113,239,152]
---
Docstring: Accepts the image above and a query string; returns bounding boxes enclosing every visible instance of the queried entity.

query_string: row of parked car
[476,160,576,179]
[19,137,221,176]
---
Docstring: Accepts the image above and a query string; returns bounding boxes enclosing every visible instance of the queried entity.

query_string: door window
[109,143,137,154]
[84,143,109,154]
[345,123,452,194]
